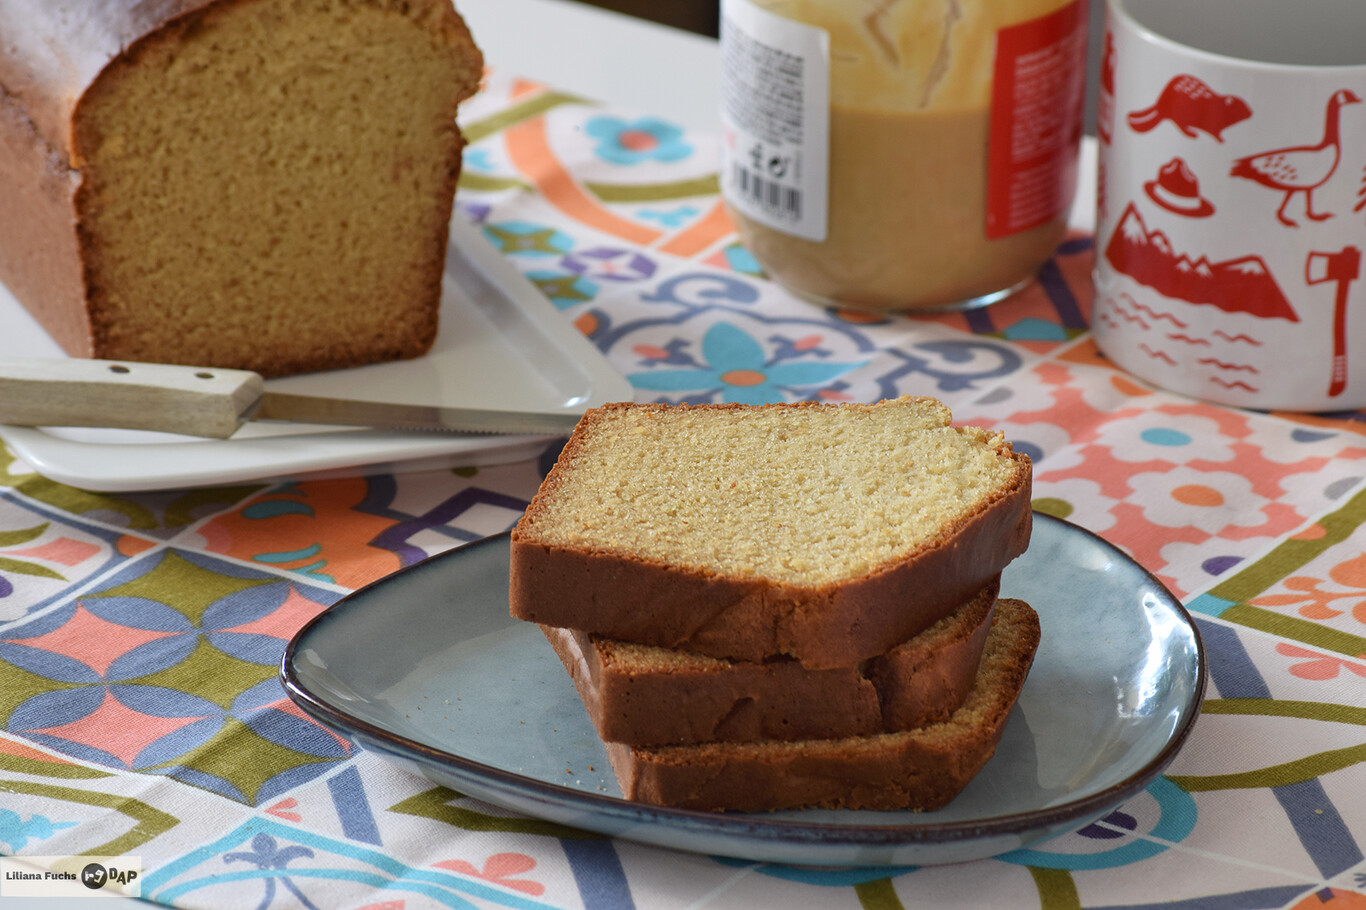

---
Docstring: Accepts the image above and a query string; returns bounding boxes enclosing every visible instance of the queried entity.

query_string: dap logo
[81,862,139,890]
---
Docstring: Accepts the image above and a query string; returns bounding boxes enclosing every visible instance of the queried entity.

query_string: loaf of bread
[510,397,1032,669]
[0,0,482,377]
[606,597,1040,812]
[541,579,997,746]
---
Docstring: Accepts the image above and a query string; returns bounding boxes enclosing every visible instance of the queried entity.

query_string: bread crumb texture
[73,0,481,375]
[520,398,1027,586]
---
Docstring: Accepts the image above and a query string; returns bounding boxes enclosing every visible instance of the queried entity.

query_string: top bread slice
[510,397,1032,669]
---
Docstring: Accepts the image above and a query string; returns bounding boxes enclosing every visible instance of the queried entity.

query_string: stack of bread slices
[508,397,1040,812]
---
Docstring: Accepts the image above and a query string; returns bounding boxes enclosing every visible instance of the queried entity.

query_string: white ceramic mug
[1094,0,1366,411]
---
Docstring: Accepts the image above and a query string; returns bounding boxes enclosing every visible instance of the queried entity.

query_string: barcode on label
[731,163,803,221]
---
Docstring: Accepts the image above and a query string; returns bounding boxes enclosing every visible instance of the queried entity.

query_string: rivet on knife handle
[0,358,263,438]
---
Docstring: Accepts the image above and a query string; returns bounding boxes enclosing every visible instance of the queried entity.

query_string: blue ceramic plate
[281,513,1205,866]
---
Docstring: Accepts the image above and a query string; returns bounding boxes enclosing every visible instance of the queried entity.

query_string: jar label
[986,0,1088,239]
[718,0,830,242]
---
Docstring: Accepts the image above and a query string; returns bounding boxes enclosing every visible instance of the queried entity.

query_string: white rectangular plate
[0,217,632,491]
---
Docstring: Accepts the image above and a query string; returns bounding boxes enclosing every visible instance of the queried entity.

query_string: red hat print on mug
[1143,158,1215,217]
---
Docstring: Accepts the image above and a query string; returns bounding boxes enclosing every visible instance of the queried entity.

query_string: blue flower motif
[629,322,866,405]
[585,116,692,165]
[461,148,495,172]
[637,206,700,228]
[720,243,765,277]
[224,833,320,910]
[224,832,314,870]
[0,809,77,850]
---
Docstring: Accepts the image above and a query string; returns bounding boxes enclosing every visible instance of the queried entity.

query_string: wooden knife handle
[0,358,264,438]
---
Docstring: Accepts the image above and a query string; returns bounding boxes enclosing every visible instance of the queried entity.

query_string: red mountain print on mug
[1127,75,1251,142]
[1104,204,1299,321]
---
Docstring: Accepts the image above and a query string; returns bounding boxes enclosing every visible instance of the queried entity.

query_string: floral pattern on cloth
[0,71,1364,909]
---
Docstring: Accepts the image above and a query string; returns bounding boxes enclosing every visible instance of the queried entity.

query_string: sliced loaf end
[540,579,998,746]
[605,597,1041,812]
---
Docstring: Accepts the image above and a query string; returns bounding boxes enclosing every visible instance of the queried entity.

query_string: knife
[0,358,586,438]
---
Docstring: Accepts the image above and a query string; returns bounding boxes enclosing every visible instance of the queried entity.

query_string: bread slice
[605,598,1040,812]
[510,397,1032,669]
[541,580,998,746]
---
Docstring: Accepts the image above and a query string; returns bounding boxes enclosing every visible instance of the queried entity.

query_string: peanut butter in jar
[720,0,1088,311]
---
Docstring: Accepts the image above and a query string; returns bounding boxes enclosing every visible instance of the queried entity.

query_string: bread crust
[510,401,1032,669]
[0,0,480,375]
[606,598,1040,812]
[1,0,240,359]
[541,580,998,746]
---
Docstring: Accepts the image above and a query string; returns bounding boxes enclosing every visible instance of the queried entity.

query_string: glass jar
[719,0,1089,311]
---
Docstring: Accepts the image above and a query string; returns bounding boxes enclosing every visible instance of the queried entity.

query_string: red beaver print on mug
[1127,75,1251,142]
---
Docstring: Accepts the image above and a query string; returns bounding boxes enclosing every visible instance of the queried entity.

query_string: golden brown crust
[1,0,228,359]
[0,0,481,376]
[0,93,90,355]
[606,598,1040,812]
[0,2,219,155]
[510,400,1032,669]
[541,581,997,746]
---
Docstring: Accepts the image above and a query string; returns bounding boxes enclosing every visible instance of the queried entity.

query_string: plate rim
[280,513,1207,854]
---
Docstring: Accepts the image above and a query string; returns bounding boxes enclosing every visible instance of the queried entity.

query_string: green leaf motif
[0,523,48,547]
[585,174,721,203]
[389,786,600,839]
[459,173,532,193]
[1202,698,1366,726]
[0,555,65,581]
[1170,742,1366,792]
[1169,700,1366,792]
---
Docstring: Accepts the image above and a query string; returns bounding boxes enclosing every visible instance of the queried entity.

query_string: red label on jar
[986,0,1088,239]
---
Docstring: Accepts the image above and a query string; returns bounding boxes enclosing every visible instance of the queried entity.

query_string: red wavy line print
[1166,333,1210,347]
[1210,377,1259,391]
[1212,330,1262,345]
[1104,293,1150,329]
[1111,305,1150,330]
[1123,294,1189,329]
[1139,343,1178,364]
[1196,358,1259,373]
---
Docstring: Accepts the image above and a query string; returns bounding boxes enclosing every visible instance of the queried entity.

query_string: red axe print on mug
[1306,246,1361,397]
[1127,75,1251,141]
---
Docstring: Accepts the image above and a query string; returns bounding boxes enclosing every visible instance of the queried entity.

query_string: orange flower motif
[1252,576,1345,619]
[435,853,545,896]
[199,478,403,589]
[1276,643,1366,681]
[1250,553,1366,626]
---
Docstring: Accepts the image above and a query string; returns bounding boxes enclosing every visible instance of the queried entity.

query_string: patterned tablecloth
[3,71,1366,910]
